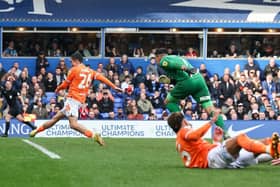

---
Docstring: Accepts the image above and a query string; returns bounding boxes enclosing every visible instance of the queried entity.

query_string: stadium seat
[100,113,109,118]
[114,97,122,103]
[155,108,163,114]
[45,92,56,102]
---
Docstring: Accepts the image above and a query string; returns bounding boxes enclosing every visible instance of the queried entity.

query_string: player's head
[71,52,83,66]
[167,112,186,133]
[155,48,168,64]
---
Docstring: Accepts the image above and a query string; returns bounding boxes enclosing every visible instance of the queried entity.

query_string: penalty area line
[22,139,61,159]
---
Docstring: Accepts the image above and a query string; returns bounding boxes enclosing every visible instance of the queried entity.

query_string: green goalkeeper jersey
[159,55,194,81]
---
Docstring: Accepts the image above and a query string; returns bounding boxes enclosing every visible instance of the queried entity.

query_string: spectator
[119,69,133,83]
[262,73,276,100]
[107,111,115,120]
[79,103,89,120]
[115,107,126,120]
[127,106,144,120]
[48,41,62,57]
[150,90,164,109]
[185,47,197,58]
[105,57,119,74]
[230,111,238,120]
[225,44,238,58]
[137,93,153,114]
[133,66,146,87]
[91,103,104,119]
[44,72,57,92]
[133,48,145,57]
[30,43,41,57]
[244,56,260,79]
[235,73,252,92]
[76,43,91,57]
[86,90,97,108]
[146,73,160,93]
[35,52,49,75]
[87,109,96,120]
[146,56,159,77]
[56,58,68,75]
[251,75,262,93]
[259,112,267,120]
[55,67,66,86]
[236,103,247,120]
[121,75,132,90]
[97,91,114,113]
[0,63,7,80]
[218,74,235,105]
[147,112,157,120]
[32,100,48,119]
[3,41,17,57]
[200,64,211,88]
[210,50,221,58]
[45,97,57,112]
[231,64,242,81]
[97,63,108,77]
[119,54,135,74]
[16,71,31,88]
[8,62,22,78]
[264,57,279,77]
[48,104,61,119]
[209,80,221,106]
[199,111,209,120]
[221,97,234,118]
[251,40,264,58]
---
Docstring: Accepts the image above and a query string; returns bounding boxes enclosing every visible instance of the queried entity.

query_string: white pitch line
[22,139,61,159]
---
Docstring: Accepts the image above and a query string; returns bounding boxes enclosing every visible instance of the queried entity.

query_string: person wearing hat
[155,48,227,138]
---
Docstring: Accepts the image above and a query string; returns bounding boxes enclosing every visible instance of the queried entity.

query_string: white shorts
[207,143,235,169]
[61,98,81,118]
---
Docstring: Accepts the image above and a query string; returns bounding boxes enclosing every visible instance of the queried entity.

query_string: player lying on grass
[30,52,122,146]
[155,48,227,138]
[167,112,280,168]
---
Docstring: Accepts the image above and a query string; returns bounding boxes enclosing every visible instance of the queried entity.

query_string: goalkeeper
[155,48,225,134]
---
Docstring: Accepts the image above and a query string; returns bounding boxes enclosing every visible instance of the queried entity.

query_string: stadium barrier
[1,119,280,139]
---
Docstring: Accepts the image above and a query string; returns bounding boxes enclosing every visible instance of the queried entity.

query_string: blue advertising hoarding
[1,119,280,139]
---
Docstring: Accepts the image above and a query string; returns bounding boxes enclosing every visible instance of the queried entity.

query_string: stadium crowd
[1,48,280,121]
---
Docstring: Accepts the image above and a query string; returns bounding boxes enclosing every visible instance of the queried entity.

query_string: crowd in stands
[3,34,280,58]
[2,44,280,121]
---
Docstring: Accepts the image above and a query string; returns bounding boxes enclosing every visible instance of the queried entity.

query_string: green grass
[0,138,279,187]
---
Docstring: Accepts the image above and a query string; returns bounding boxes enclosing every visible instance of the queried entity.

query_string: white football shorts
[61,98,81,118]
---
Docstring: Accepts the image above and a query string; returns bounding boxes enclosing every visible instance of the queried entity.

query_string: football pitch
[0,138,279,187]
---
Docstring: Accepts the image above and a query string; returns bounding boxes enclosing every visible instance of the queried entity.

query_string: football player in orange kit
[168,112,280,168]
[30,52,122,146]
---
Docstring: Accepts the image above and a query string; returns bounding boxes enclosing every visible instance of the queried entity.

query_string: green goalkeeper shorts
[169,73,213,108]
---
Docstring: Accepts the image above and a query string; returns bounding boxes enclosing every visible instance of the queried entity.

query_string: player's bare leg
[30,111,65,137]
[68,116,105,146]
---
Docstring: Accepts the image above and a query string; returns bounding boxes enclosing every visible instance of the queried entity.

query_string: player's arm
[184,121,213,141]
[55,68,75,93]
[94,72,122,92]
[161,56,195,73]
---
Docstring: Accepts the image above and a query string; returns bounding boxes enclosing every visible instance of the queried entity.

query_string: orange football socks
[236,134,268,154]
[84,130,93,138]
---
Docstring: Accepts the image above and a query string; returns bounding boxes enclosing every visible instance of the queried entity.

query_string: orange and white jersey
[65,64,97,103]
[176,126,217,168]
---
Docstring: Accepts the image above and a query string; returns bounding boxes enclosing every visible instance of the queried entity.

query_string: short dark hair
[167,112,184,133]
[155,48,168,56]
[71,52,83,62]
